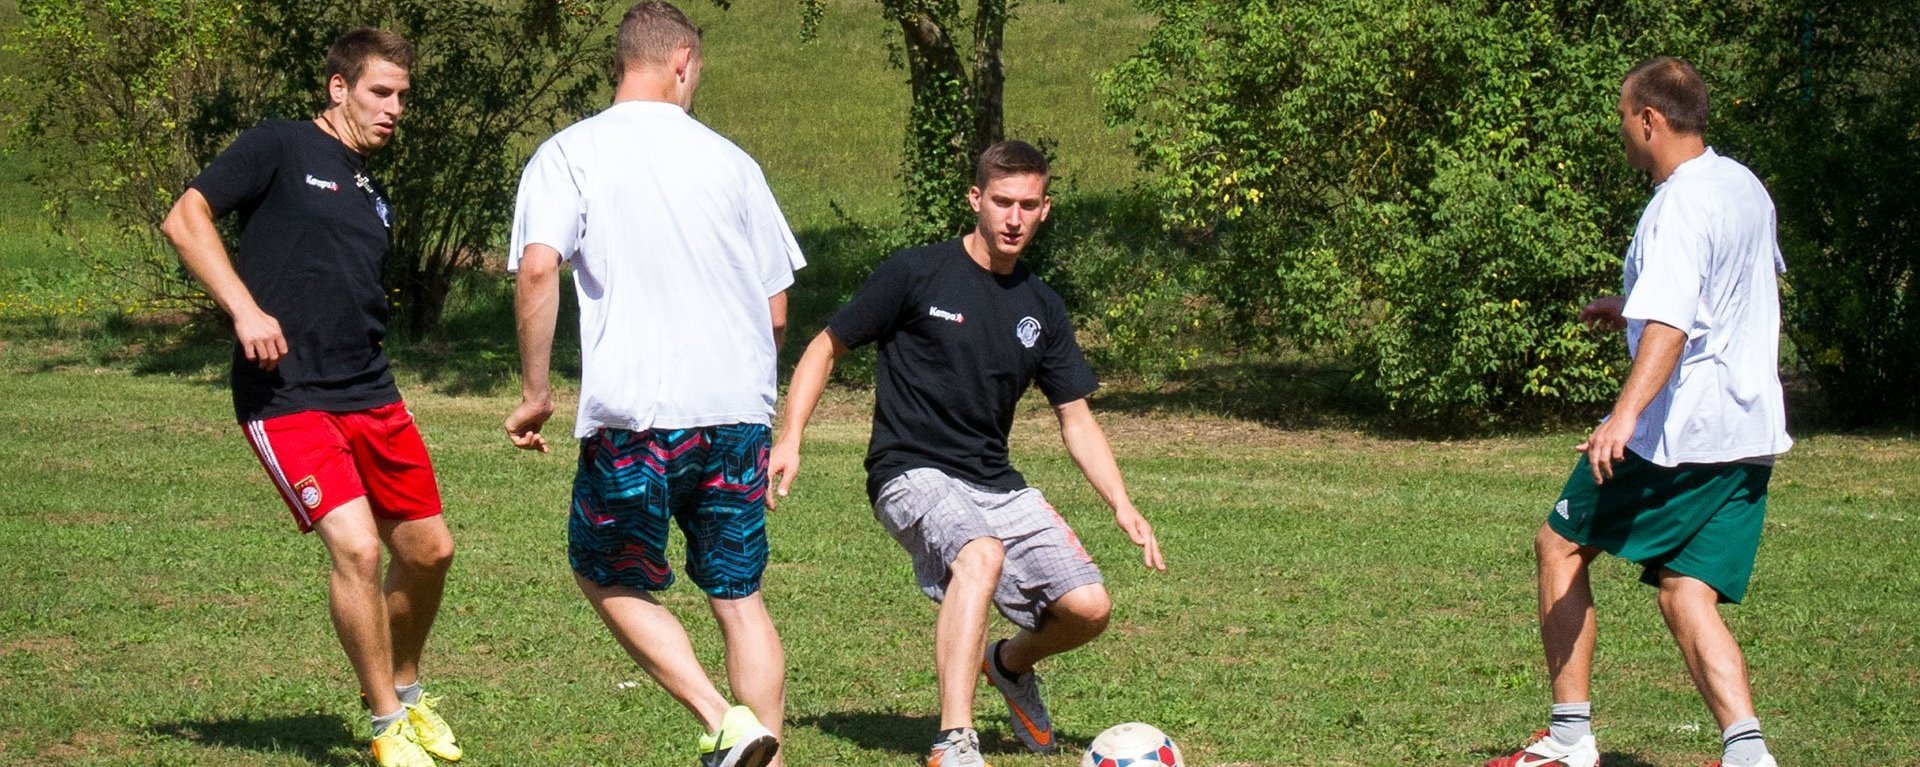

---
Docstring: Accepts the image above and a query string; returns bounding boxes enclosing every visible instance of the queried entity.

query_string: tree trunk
[969,0,1007,165]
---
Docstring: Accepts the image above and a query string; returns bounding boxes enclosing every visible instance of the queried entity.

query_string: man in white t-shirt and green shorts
[1488,57,1794,767]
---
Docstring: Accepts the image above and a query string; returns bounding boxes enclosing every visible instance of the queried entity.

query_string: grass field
[4,1,1919,765]
[0,361,1916,766]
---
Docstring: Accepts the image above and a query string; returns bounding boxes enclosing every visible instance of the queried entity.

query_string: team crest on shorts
[1015,316,1042,348]
[295,476,323,510]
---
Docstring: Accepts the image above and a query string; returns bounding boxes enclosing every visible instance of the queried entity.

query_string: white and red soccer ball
[1081,722,1184,767]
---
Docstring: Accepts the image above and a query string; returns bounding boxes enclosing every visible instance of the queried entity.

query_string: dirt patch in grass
[0,634,78,659]
[38,728,135,763]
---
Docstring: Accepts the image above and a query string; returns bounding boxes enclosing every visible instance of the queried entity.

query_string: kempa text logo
[305,174,341,192]
[929,306,965,324]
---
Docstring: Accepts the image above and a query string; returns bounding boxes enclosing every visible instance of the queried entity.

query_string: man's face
[331,57,410,153]
[1617,84,1653,173]
[969,172,1052,261]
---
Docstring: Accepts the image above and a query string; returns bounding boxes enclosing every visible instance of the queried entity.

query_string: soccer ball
[1081,722,1184,767]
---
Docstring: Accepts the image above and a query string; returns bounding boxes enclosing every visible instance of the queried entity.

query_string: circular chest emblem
[1015,316,1042,349]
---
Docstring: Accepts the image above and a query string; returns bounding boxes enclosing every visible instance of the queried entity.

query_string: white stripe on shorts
[246,419,310,528]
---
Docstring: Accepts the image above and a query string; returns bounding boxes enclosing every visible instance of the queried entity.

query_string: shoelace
[411,694,445,738]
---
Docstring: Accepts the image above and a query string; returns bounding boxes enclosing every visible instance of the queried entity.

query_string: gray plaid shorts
[873,468,1104,630]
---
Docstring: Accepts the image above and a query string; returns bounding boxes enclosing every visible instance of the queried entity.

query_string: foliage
[3,0,610,334]
[1723,0,1920,427]
[2,0,257,312]
[801,0,1017,241]
[1102,0,1762,426]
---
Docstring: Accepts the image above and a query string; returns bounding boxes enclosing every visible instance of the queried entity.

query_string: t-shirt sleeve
[741,160,805,296]
[508,140,583,272]
[188,123,283,216]
[1621,196,1708,334]
[826,254,913,349]
[1035,294,1100,405]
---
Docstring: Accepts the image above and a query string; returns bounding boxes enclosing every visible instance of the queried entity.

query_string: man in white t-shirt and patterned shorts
[1489,58,1794,767]
[503,4,805,767]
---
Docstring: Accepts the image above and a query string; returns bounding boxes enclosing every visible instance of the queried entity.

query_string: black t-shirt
[189,119,401,422]
[828,238,1100,501]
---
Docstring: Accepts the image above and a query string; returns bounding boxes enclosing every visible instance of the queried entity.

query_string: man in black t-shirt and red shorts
[770,141,1165,767]
[160,28,460,767]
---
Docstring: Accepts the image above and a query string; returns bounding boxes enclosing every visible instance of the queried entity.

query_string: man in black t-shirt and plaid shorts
[161,29,459,767]
[770,141,1166,767]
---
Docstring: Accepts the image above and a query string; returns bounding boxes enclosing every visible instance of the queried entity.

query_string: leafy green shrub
[1101,0,1747,426]
[1721,0,1919,428]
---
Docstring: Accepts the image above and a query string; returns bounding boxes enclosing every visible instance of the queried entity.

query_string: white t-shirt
[509,100,806,437]
[1618,147,1793,466]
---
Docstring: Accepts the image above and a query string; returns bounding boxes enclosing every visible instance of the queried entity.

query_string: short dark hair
[324,28,413,89]
[616,1,702,80]
[974,140,1050,189]
[1624,56,1708,136]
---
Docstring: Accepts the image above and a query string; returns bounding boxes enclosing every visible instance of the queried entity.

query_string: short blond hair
[616,1,701,80]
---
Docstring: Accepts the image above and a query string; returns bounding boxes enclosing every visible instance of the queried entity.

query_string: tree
[1723,0,1920,427]
[801,0,1013,239]
[4,0,259,310]
[5,0,611,334]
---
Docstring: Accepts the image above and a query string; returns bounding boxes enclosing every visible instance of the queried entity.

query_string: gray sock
[372,707,407,737]
[396,681,423,707]
[1549,701,1592,747]
[1721,717,1769,766]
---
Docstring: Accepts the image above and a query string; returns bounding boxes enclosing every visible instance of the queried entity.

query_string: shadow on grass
[796,710,1098,757]
[148,713,357,766]
[797,710,940,755]
[1091,356,1377,432]
[1466,740,1659,767]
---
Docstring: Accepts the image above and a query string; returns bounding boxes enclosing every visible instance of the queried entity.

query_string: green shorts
[1546,450,1772,603]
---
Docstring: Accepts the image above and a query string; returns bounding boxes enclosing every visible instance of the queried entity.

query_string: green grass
[3,2,1918,765]
[0,361,1915,766]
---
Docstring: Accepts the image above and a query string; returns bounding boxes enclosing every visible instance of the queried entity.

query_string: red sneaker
[1486,730,1599,767]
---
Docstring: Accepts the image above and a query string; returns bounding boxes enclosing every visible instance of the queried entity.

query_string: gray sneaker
[981,640,1056,753]
[928,728,989,767]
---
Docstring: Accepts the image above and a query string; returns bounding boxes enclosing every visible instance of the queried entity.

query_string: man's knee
[1534,523,1592,567]
[396,537,454,575]
[328,535,384,578]
[1051,584,1111,632]
[1656,569,1719,615]
[948,537,1006,584]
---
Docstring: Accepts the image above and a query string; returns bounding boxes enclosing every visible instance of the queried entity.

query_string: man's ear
[671,46,693,79]
[327,73,349,107]
[968,185,983,212]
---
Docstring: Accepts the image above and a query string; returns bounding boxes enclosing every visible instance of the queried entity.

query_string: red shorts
[240,402,444,533]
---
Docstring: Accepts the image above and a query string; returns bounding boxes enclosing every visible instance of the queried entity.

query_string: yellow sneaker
[406,692,463,761]
[697,705,778,767]
[371,717,434,767]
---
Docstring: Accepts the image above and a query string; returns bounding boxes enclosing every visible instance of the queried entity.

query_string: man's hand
[766,437,800,510]
[505,398,554,453]
[1576,415,1635,484]
[1114,504,1166,571]
[1579,296,1627,331]
[234,308,287,371]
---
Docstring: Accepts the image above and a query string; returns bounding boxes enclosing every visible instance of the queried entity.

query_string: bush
[1101,0,1758,426]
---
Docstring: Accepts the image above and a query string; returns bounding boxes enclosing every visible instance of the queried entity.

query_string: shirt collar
[1667,146,1719,181]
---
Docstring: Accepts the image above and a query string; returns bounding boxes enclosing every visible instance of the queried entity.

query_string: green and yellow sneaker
[371,717,434,767]
[406,692,462,761]
[697,704,778,767]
